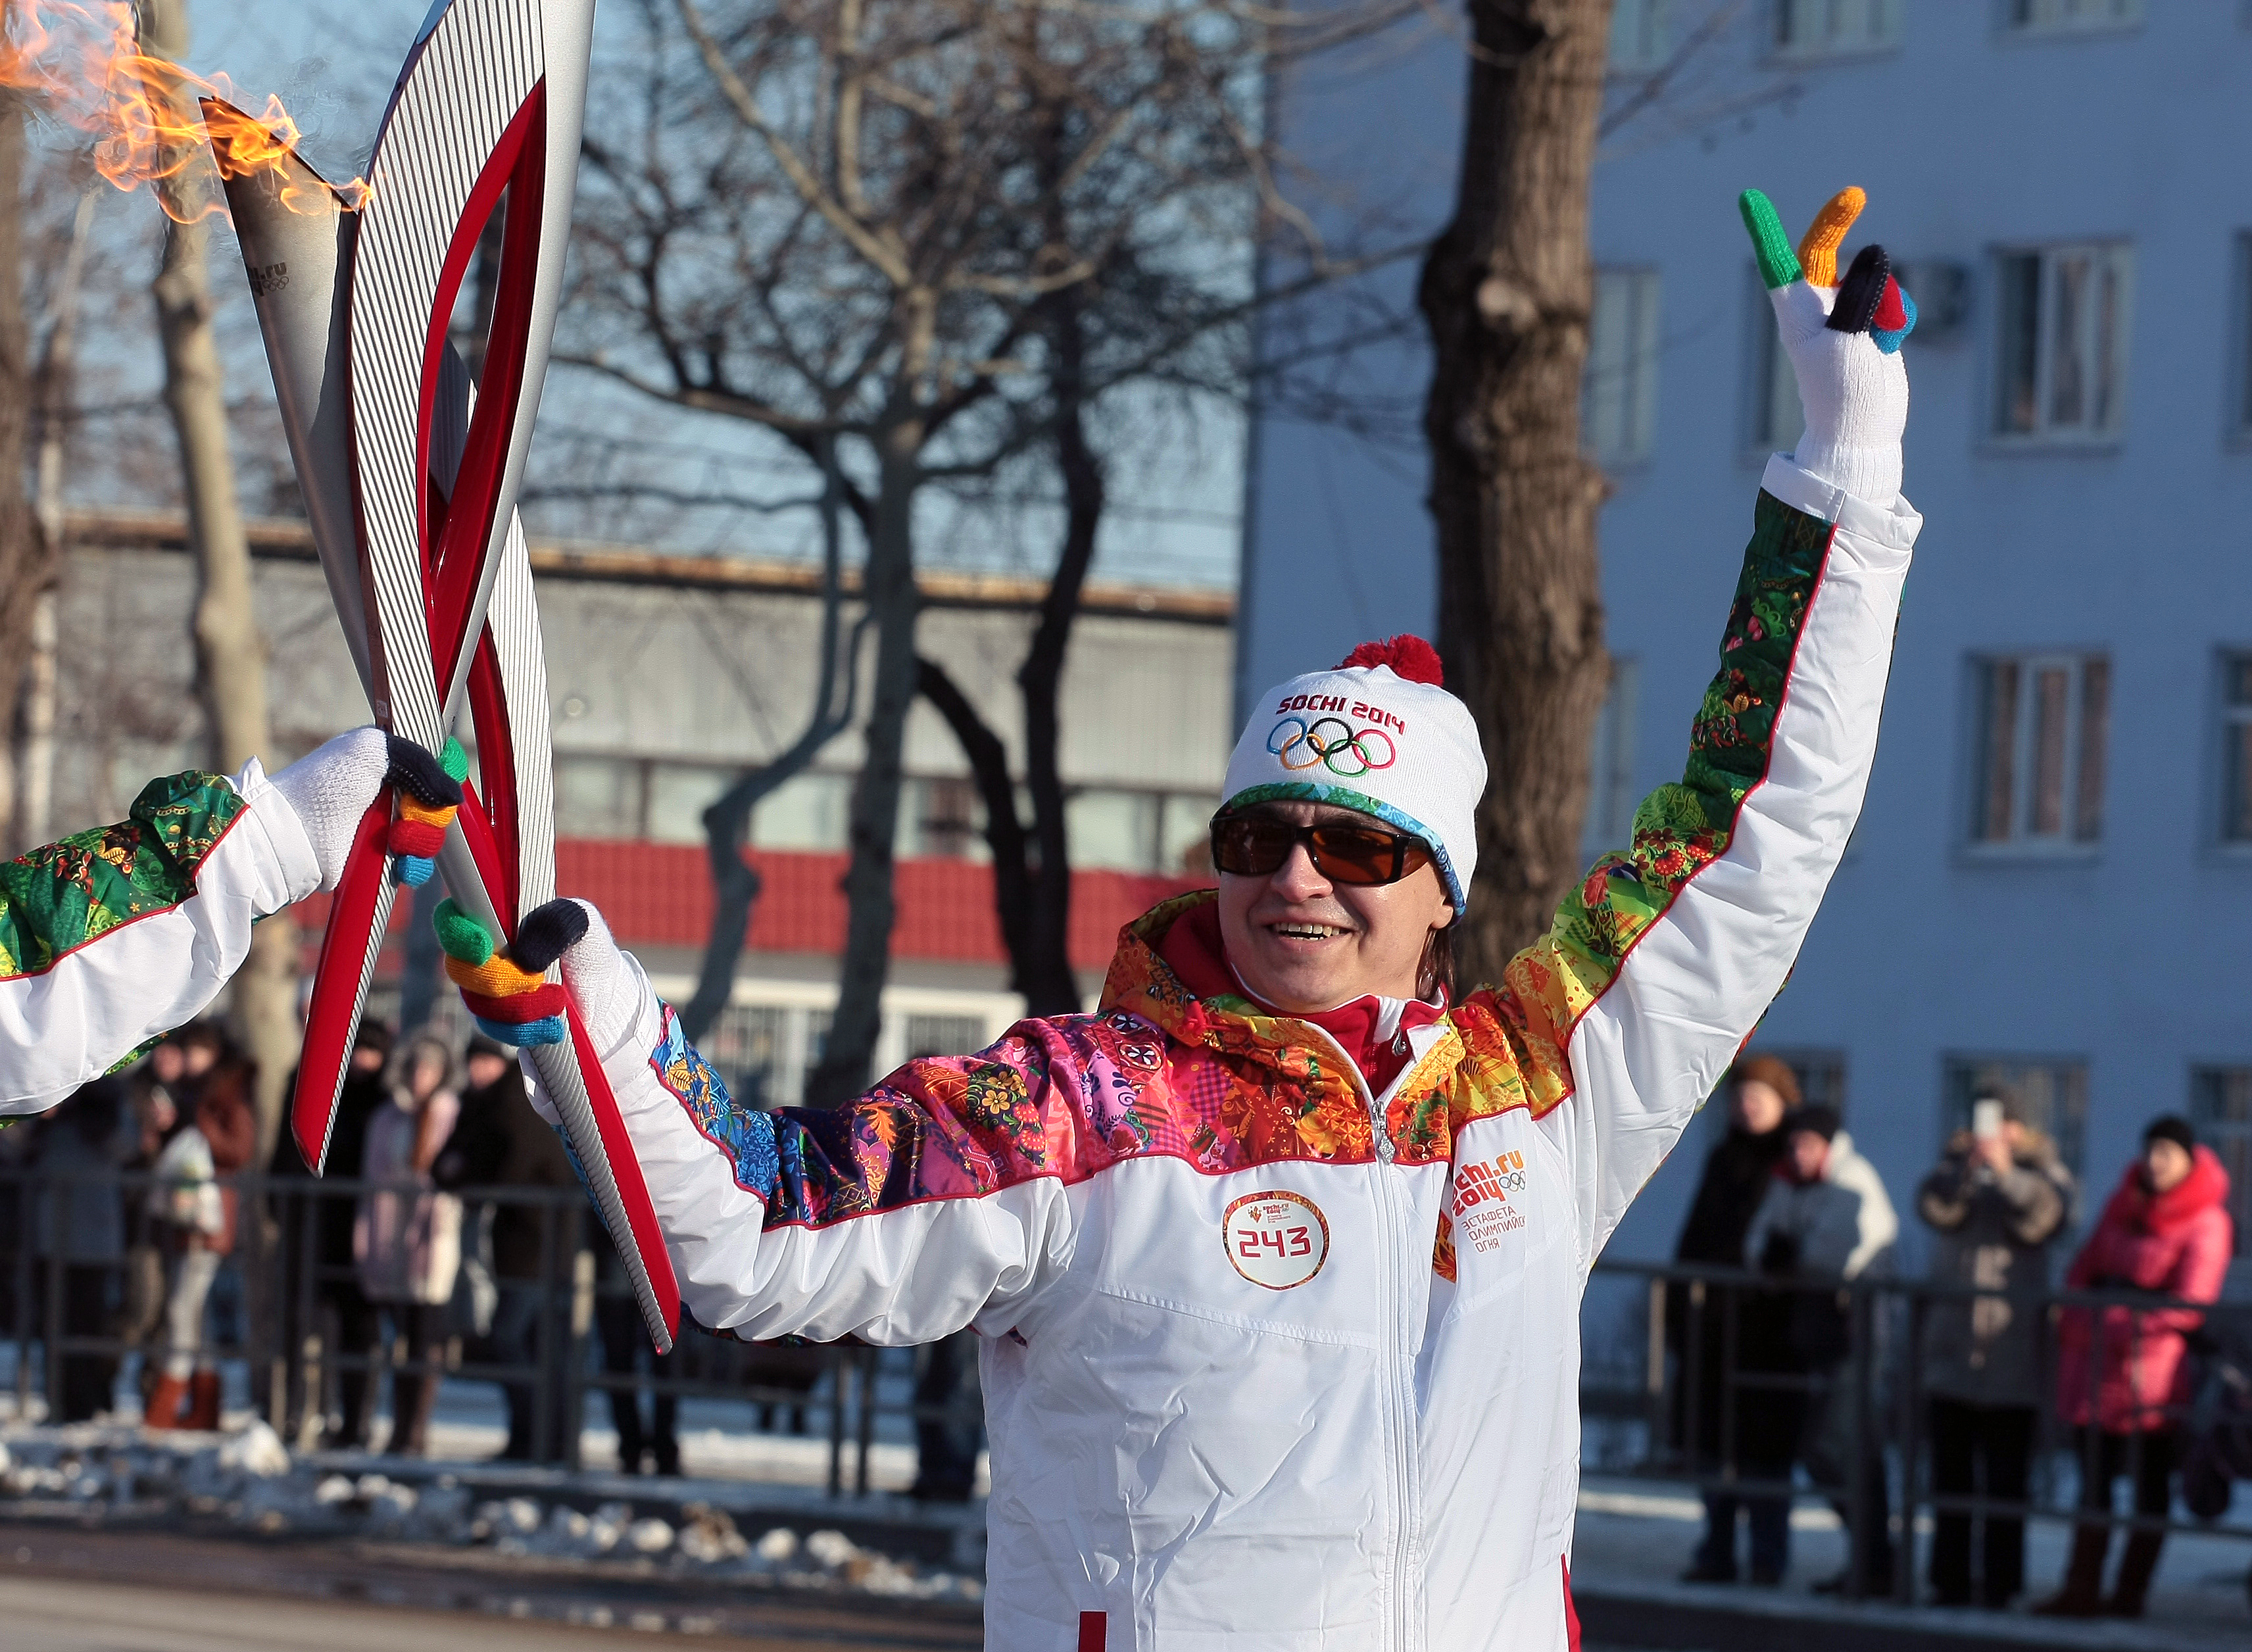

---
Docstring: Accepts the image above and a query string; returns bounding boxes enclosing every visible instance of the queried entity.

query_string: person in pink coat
[2037,1117,2233,1618]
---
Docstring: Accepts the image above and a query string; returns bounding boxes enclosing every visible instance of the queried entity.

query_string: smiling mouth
[1269,923,1351,941]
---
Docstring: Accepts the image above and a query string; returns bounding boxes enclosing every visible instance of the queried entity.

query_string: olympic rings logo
[1267,716,1398,777]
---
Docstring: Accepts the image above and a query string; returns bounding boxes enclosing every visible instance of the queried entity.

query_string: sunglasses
[1210,812,1432,887]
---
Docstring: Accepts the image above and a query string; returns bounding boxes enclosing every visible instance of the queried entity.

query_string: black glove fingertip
[1825,243,1890,335]
[512,898,591,972]
[383,735,465,808]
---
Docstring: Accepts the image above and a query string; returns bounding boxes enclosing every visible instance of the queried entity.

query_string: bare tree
[0,84,43,853]
[568,0,1315,1100]
[1417,0,1613,978]
[678,438,866,1045]
[137,0,297,1155]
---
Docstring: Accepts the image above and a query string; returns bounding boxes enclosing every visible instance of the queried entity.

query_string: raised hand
[268,727,465,892]
[1740,185,1915,504]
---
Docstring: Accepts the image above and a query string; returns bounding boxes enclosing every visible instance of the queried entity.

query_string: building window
[1585,268,1661,468]
[1582,657,1640,859]
[705,1004,789,1109]
[753,770,854,852]
[553,754,645,838]
[907,775,983,860]
[1992,243,2134,443]
[1772,0,1901,59]
[1769,1048,1849,1120]
[1744,266,1804,456]
[1608,0,1669,72]
[2002,0,2142,36]
[1946,1057,2088,1176]
[644,763,735,846]
[2221,653,2252,846]
[2191,1067,2252,1257]
[2231,234,2252,443]
[1969,654,2109,849]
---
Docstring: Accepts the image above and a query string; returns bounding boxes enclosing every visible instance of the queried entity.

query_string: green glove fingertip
[433,896,497,966]
[440,737,470,784]
[1738,189,1801,291]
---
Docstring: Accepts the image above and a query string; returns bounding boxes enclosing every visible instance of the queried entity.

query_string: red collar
[1156,900,1446,1093]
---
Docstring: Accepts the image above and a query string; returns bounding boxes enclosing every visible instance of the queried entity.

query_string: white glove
[266,727,463,891]
[1742,187,1913,507]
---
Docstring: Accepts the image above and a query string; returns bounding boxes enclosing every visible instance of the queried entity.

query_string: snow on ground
[0,1422,981,1604]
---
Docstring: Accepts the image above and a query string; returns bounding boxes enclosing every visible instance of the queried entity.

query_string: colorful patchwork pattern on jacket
[646,488,1831,1251]
[0,772,245,981]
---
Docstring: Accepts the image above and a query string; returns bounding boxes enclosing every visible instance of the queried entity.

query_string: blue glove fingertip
[394,854,436,888]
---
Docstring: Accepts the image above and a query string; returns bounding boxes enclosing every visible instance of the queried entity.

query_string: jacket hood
[2099,1144,2232,1238]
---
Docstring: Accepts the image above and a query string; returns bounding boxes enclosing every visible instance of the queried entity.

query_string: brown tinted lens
[1212,816,1294,876]
[1305,825,1405,885]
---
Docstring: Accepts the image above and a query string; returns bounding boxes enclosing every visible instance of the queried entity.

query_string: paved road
[0,1519,983,1651]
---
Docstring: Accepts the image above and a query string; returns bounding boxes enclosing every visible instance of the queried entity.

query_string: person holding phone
[1917,1085,2075,1608]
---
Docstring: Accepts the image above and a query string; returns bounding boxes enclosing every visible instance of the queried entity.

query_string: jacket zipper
[1299,1021,1417,1652]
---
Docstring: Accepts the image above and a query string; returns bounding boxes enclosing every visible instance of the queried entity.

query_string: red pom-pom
[1337,634,1444,687]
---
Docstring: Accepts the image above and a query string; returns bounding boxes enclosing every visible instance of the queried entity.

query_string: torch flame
[0,0,370,221]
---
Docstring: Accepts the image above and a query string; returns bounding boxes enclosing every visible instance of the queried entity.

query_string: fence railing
[5,1165,2248,1611]
[0,1165,957,1497]
[1586,1257,2252,1604]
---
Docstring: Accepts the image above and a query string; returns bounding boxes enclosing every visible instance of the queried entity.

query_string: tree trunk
[917,655,1033,984]
[142,0,299,1161]
[804,422,923,1107]
[680,442,860,1046]
[0,87,43,856]
[1417,0,1613,982]
[1016,304,1103,1015]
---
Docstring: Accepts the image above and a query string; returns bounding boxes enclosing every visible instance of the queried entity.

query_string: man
[1917,1084,2073,1609]
[0,186,1919,1648]
[1743,1104,1899,1593]
[1673,1052,1796,1584]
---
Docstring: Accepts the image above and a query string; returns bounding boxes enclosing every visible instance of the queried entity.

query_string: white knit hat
[1221,636,1486,913]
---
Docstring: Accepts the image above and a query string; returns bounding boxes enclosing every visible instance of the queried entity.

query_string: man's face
[349,1046,386,1076]
[150,1044,184,1085]
[1788,1130,1830,1182]
[182,1042,218,1077]
[466,1052,509,1090]
[1216,801,1456,1014]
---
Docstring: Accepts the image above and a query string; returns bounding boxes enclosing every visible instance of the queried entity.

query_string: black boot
[2105,1530,2165,1617]
[2032,1524,2110,1617]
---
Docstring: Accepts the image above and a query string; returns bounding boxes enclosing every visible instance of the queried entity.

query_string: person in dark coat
[1675,1052,1796,1584]
[1917,1084,2074,1608]
[32,1079,133,1421]
[433,1040,579,1461]
[272,1018,394,1447]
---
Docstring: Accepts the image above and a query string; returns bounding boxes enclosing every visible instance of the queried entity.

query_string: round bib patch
[1222,1190,1331,1290]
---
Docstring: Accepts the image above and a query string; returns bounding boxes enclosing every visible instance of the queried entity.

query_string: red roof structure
[298,841,1207,975]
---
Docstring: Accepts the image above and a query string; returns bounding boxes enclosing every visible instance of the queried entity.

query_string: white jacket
[1743,1128,1901,1283]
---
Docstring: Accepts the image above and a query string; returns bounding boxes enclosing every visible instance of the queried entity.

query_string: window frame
[1943,1054,2090,1180]
[2228,232,2252,448]
[2190,1065,2252,1258]
[1606,0,1671,74]
[1962,650,2111,859]
[1994,0,2143,41]
[1984,240,2136,449]
[2212,648,2252,856]
[1740,262,1803,464]
[1767,0,1904,62]
[1584,266,1663,472]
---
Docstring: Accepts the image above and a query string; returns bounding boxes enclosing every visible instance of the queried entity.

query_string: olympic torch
[208,0,680,1349]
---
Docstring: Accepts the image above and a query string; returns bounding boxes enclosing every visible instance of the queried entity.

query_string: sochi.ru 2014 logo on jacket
[1221,1190,1330,1289]
[1452,1152,1528,1255]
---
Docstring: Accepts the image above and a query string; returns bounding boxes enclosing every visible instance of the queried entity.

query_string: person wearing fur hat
[2036,1116,2234,1618]
[0,185,1922,1649]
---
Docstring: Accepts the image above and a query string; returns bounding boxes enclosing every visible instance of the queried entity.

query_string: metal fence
[0,1164,937,1496]
[1585,1257,2252,1604]
[6,1163,2249,1612]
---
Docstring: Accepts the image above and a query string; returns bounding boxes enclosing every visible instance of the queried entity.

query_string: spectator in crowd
[353,1032,462,1456]
[1917,1084,2074,1609]
[433,1036,576,1461]
[2037,1116,2232,1618]
[1675,1052,1797,1584]
[120,1042,187,1405]
[595,1227,680,1475]
[148,1054,257,1430]
[1744,1104,1899,1592]
[32,1080,133,1421]
[272,1019,394,1447]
